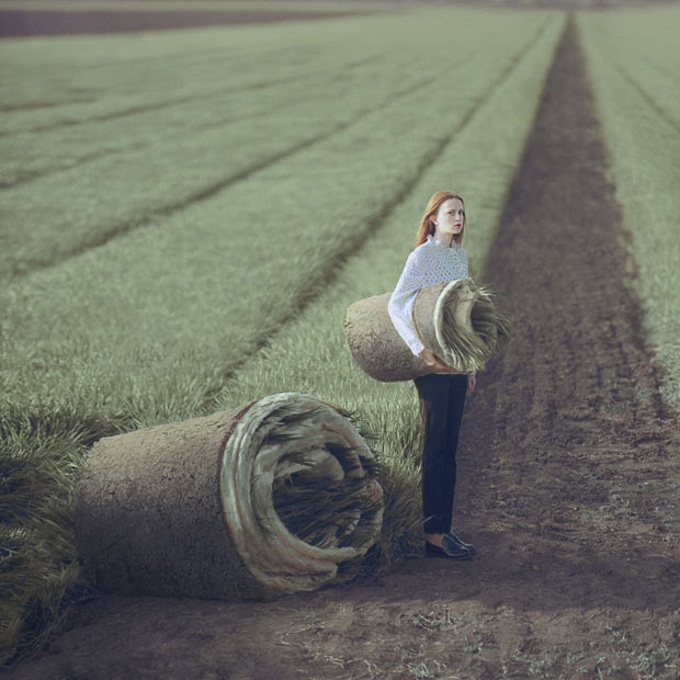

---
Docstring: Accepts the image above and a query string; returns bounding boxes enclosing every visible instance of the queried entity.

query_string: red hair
[415,191,465,247]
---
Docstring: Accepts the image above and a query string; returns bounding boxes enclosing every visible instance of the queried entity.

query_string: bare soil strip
[0,9,369,38]
[6,17,680,680]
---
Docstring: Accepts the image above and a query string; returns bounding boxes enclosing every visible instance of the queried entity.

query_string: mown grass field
[0,6,565,663]
[2,2,680,673]
[577,6,680,416]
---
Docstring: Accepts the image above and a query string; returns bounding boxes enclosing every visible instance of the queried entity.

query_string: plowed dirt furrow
[455,17,679,615]
[0,8,368,39]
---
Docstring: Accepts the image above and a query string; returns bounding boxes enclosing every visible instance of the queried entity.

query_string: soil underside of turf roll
[6,18,680,680]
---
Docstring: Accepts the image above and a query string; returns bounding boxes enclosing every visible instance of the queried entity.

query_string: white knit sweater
[388,234,468,355]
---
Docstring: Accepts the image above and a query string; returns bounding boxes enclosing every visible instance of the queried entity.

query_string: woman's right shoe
[425,539,473,560]
[443,531,476,556]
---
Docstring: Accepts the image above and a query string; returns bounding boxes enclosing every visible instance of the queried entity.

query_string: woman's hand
[418,347,455,373]
[467,373,476,395]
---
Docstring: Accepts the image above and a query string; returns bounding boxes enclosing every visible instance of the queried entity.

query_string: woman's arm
[388,250,455,372]
[388,251,426,356]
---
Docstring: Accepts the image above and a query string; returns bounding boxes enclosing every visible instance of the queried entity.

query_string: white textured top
[388,234,468,355]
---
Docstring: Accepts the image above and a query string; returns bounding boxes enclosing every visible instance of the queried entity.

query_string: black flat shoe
[425,540,473,560]
[444,531,476,556]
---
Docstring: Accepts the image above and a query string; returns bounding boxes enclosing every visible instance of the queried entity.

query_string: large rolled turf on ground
[74,393,383,600]
[345,279,509,382]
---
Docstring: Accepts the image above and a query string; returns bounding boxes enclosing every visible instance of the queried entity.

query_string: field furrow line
[0,51,428,191]
[0,73,362,189]
[0,46,412,189]
[613,62,680,136]
[0,96,97,113]
[0,74,310,137]
[0,51,387,137]
[0,147,116,189]
[640,53,680,91]
[0,75,443,279]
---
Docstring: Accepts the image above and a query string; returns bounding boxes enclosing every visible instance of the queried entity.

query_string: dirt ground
[5,18,680,680]
[0,8,371,38]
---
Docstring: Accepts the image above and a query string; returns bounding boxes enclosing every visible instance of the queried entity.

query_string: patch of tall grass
[577,8,680,418]
[1,8,564,666]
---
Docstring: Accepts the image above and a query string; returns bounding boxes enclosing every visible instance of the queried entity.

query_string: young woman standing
[388,191,476,559]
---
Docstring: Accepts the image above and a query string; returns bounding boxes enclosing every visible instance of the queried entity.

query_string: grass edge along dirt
[576,7,680,423]
[0,10,566,668]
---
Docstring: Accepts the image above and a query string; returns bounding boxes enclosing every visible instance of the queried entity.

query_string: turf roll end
[74,393,383,600]
[345,279,509,382]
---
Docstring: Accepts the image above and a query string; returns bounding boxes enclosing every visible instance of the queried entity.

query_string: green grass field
[3,2,680,670]
[0,7,565,663]
[577,6,680,415]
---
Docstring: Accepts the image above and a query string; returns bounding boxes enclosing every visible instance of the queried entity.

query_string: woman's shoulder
[403,242,433,269]
[402,241,423,259]
[411,239,436,257]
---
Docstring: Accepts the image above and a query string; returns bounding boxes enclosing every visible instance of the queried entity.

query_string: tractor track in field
[7,16,680,680]
[0,53,394,189]
[613,62,680,135]
[0,51,389,136]
[0,64,433,191]
[1,74,440,278]
[0,43,474,190]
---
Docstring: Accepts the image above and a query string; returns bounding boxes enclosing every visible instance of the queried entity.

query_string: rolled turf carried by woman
[345,278,509,383]
[74,393,383,600]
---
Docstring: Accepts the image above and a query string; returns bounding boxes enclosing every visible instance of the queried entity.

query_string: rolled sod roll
[74,393,383,600]
[344,278,509,382]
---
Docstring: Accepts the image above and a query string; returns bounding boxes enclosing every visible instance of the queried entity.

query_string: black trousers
[414,373,468,535]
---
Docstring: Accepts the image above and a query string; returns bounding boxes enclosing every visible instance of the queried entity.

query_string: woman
[388,191,476,559]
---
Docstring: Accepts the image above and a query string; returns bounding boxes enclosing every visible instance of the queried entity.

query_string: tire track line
[2,76,442,279]
[0,96,96,113]
[0,71,355,189]
[612,61,680,136]
[0,53,404,190]
[0,52,387,137]
[2,43,483,277]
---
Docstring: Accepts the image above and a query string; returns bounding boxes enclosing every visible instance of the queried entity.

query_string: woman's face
[433,198,465,240]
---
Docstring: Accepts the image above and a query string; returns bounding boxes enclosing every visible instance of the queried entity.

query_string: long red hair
[415,191,465,247]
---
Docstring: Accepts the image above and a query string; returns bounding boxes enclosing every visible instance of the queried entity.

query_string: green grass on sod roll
[0,8,564,666]
[577,7,680,419]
